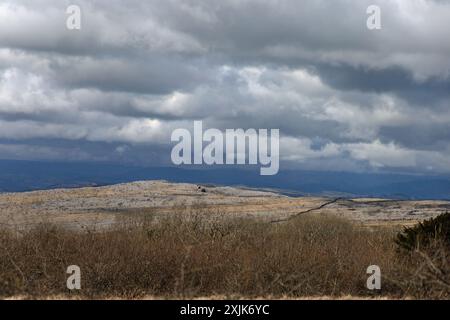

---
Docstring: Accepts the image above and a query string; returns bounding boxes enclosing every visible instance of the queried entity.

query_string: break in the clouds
[0,0,450,173]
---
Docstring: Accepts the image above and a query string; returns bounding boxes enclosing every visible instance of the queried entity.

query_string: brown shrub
[0,211,445,299]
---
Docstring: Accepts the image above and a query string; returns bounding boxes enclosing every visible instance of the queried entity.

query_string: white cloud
[0,0,449,172]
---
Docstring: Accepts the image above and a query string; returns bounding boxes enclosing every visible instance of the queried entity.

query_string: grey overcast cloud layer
[0,0,450,173]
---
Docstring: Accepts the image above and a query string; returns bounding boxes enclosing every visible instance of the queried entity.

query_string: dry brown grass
[0,211,448,299]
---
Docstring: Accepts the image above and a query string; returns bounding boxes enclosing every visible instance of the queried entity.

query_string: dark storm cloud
[379,123,450,151]
[313,63,450,105]
[0,137,173,164]
[1,0,450,172]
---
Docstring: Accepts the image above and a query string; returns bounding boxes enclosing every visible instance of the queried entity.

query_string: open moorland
[0,181,448,299]
[1,180,449,229]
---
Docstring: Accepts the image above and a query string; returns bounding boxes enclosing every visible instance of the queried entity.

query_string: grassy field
[0,211,448,299]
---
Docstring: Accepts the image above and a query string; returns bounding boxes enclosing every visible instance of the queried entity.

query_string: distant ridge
[1,159,450,200]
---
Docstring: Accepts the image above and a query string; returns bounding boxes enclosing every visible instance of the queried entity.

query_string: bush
[395,212,450,251]
[393,213,450,299]
[2,211,448,299]
[0,212,398,299]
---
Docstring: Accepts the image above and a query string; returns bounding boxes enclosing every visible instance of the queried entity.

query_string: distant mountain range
[1,159,450,200]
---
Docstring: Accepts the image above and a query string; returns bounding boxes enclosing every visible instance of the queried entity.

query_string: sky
[0,0,450,174]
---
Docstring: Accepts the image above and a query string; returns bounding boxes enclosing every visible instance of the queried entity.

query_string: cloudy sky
[1,0,450,173]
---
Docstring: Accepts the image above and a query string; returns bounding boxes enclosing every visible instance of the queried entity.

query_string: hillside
[1,180,449,230]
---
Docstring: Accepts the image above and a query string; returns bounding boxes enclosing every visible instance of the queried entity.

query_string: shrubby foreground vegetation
[0,211,448,299]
